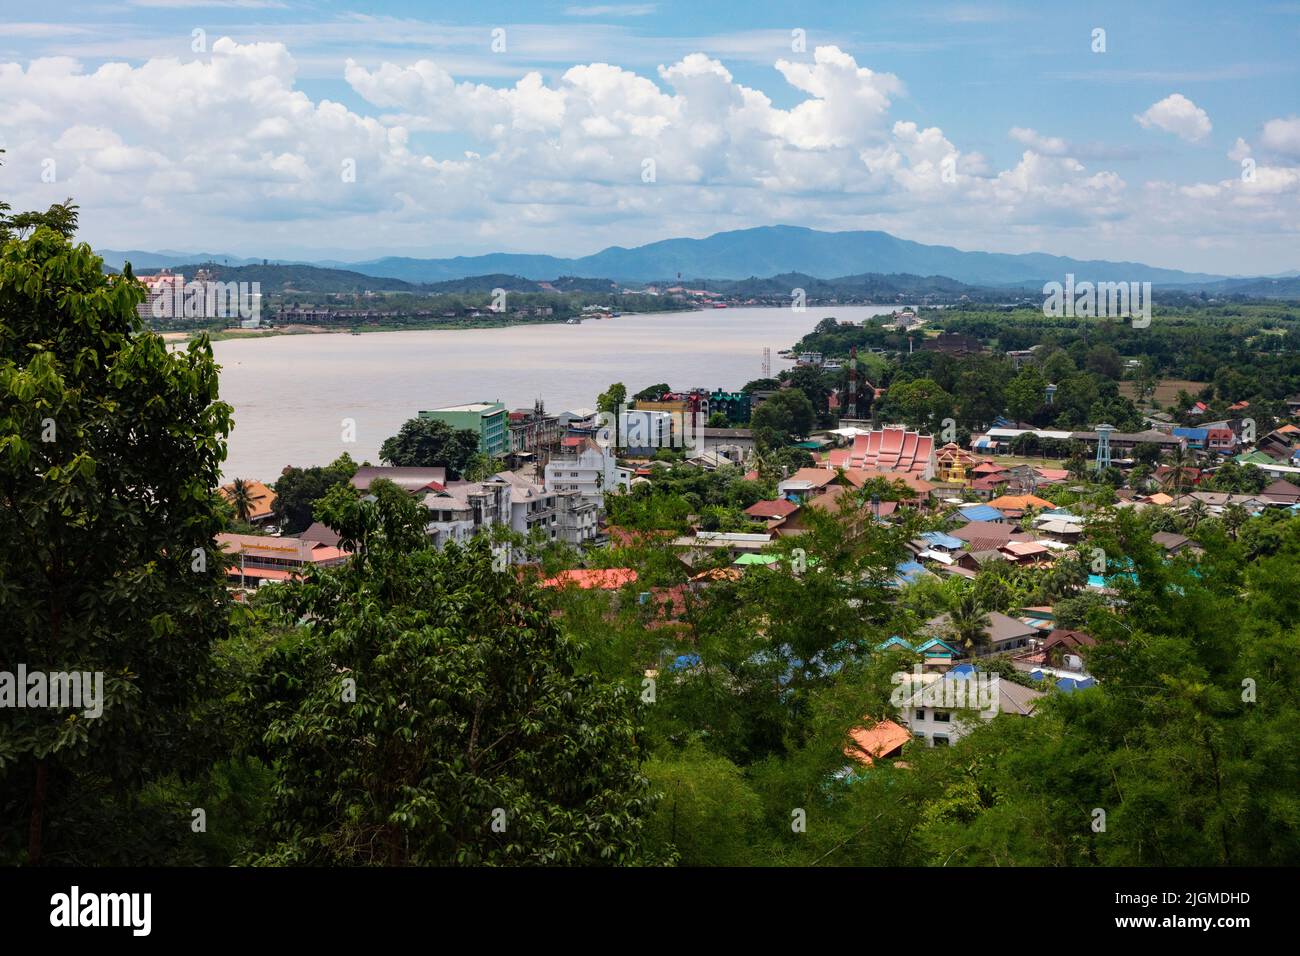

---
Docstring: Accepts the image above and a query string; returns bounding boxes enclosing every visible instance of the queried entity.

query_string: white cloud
[1009,127,1067,155]
[1135,93,1212,142]
[0,38,1292,272]
[1261,116,1300,158]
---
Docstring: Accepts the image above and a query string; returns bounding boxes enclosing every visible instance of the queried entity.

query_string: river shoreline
[207,304,901,480]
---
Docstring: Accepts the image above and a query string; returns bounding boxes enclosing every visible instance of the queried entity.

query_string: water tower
[1094,423,1115,471]
[1045,383,1057,405]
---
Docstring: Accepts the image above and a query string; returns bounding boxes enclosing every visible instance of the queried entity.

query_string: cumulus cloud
[0,37,1292,270]
[1261,116,1300,158]
[1135,93,1212,142]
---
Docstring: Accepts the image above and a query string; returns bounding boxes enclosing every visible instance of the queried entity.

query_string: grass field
[1118,378,1209,406]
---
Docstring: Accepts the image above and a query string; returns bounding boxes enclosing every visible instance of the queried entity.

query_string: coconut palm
[1222,503,1249,540]
[946,586,991,659]
[228,477,256,524]
[1184,497,1209,533]
[1162,445,1193,497]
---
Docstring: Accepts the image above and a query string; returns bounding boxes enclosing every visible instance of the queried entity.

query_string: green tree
[944,585,991,658]
[642,744,762,866]
[751,390,815,450]
[379,417,481,476]
[248,493,653,865]
[597,382,627,414]
[1004,365,1047,422]
[227,477,256,524]
[0,226,232,864]
[881,378,953,433]
[271,453,358,534]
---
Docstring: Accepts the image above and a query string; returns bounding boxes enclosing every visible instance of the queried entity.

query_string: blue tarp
[1056,677,1097,692]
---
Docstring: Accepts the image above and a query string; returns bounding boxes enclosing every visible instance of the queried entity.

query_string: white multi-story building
[421,477,513,549]
[894,666,1044,747]
[421,471,602,553]
[136,270,185,321]
[544,437,628,505]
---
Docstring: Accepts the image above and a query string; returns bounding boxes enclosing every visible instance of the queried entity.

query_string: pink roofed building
[837,427,937,480]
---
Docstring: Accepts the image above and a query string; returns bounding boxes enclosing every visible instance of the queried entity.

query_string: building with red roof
[845,718,912,766]
[540,568,638,590]
[744,498,801,520]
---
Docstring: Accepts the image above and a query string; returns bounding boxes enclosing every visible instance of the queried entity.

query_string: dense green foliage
[379,416,484,477]
[248,489,653,865]
[270,453,358,534]
[0,226,233,864]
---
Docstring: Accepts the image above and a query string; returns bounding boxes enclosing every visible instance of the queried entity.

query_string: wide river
[210,305,900,481]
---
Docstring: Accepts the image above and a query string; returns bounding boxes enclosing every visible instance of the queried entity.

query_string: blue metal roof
[958,504,1003,522]
[1172,427,1208,440]
[921,530,965,550]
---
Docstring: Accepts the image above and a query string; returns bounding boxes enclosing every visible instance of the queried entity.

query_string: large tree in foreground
[0,225,233,864]
[248,487,653,865]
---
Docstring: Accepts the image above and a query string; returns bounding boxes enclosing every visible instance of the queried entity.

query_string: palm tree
[1222,503,1248,540]
[946,587,991,660]
[1163,445,1192,497]
[228,478,255,524]
[1042,555,1086,601]
[1184,498,1209,533]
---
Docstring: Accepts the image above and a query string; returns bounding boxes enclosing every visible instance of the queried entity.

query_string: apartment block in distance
[419,401,509,457]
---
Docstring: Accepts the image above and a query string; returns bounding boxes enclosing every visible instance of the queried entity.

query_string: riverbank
[210,304,899,480]
[166,311,695,343]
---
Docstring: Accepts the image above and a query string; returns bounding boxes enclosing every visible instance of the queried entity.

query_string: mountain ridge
[97,225,1289,288]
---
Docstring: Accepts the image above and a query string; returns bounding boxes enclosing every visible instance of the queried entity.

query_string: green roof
[1236,451,1276,466]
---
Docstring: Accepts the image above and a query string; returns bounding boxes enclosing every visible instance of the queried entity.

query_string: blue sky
[0,0,1297,273]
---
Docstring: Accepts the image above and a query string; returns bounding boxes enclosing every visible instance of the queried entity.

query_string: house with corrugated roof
[895,665,1046,746]
[925,610,1043,657]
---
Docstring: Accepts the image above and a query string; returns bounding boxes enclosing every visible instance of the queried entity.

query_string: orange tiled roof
[540,568,638,590]
[745,498,800,518]
[218,479,277,521]
[846,719,912,765]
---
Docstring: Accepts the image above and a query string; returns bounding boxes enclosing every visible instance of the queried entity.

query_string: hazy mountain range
[97,225,1296,290]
